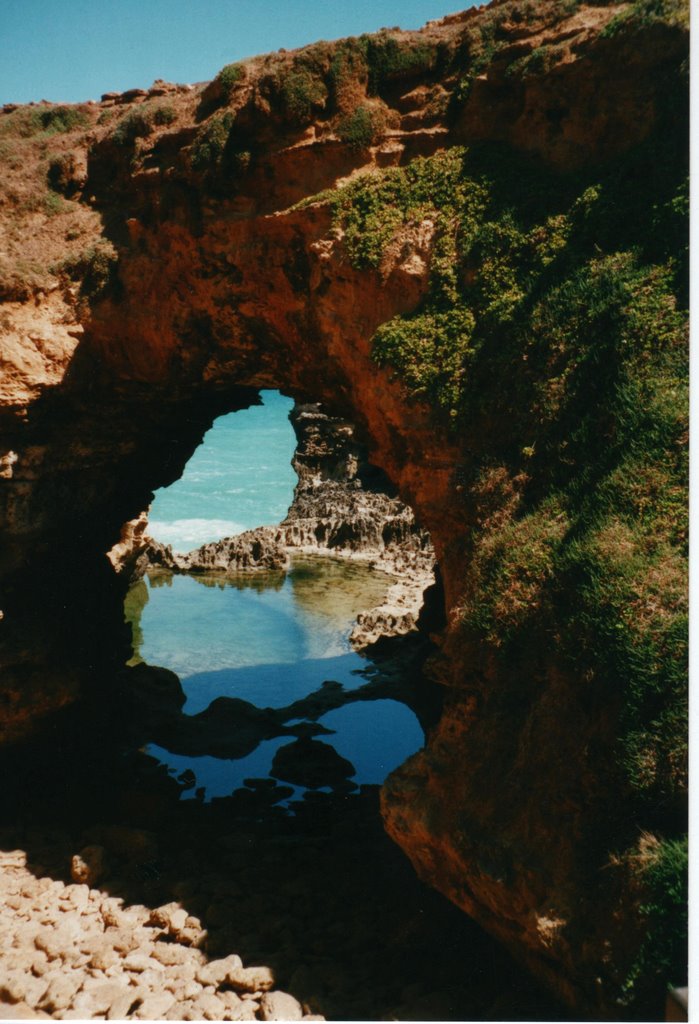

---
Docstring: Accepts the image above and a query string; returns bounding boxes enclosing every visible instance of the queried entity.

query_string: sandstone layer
[0,0,688,1016]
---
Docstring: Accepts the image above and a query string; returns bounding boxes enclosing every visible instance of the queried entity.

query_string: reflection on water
[316,700,423,784]
[125,555,424,803]
[146,737,295,801]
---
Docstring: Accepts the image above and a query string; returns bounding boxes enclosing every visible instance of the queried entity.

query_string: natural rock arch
[0,2,688,1017]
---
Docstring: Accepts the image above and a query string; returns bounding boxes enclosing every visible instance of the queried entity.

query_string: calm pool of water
[127,557,424,803]
[131,391,424,804]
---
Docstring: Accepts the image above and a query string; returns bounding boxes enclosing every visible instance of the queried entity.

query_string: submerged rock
[271,737,356,790]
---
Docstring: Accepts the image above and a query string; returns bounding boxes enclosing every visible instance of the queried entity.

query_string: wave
[148,518,248,553]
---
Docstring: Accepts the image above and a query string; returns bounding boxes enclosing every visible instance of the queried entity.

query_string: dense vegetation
[327,62,687,1006]
[178,4,688,1002]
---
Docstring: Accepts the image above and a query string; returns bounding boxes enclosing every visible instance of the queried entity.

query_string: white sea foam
[148,518,247,553]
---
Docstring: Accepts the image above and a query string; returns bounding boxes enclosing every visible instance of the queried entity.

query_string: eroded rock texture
[112,400,435,644]
[0,0,688,1016]
[280,403,432,575]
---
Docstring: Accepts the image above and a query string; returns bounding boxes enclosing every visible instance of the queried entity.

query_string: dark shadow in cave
[0,701,573,1023]
[0,390,572,1022]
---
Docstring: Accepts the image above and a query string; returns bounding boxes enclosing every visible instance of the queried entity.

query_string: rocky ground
[0,849,309,1021]
[0,747,570,1022]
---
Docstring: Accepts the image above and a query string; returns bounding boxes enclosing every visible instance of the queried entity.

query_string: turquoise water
[148,390,298,553]
[131,391,424,803]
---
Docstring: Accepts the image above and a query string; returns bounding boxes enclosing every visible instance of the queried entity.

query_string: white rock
[123,952,162,973]
[196,953,243,987]
[106,989,138,1020]
[90,943,120,971]
[147,902,183,930]
[182,980,203,1000]
[191,992,226,1020]
[26,974,51,1008]
[134,992,176,1019]
[150,942,199,967]
[67,884,90,909]
[259,990,304,1020]
[227,965,275,993]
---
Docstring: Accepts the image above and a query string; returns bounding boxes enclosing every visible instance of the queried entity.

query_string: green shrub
[189,112,234,170]
[505,44,565,78]
[111,103,175,147]
[216,62,245,100]
[55,241,118,299]
[460,496,570,643]
[34,105,89,134]
[279,69,327,123]
[152,104,176,126]
[43,190,65,216]
[336,105,384,149]
[0,257,49,301]
[452,45,503,105]
[0,104,89,139]
[328,40,370,108]
[112,108,154,147]
[363,35,437,93]
[374,307,476,415]
[331,148,486,270]
[602,0,689,35]
[621,835,688,1002]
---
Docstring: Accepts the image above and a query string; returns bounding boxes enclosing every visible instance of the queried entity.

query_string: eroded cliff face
[0,0,688,1016]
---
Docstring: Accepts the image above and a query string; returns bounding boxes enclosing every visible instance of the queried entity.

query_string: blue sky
[0,0,475,106]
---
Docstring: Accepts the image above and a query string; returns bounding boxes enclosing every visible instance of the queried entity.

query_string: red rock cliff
[0,0,688,1016]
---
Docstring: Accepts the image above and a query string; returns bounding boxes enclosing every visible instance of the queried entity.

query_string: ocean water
[130,390,424,802]
[148,390,298,553]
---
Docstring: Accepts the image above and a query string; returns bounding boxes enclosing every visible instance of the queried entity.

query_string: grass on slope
[327,55,687,1008]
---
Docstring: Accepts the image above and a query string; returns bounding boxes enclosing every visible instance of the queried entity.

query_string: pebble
[192,992,226,1019]
[106,990,138,1020]
[38,970,82,1011]
[122,952,163,973]
[0,841,328,1022]
[0,1001,51,1019]
[134,991,176,1019]
[228,965,275,993]
[259,990,304,1020]
[103,926,140,953]
[71,846,105,887]
[183,980,203,999]
[90,943,120,971]
[196,952,243,986]
[150,941,200,967]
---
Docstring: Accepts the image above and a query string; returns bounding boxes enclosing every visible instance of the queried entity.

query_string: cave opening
[119,388,437,807]
[0,385,563,1022]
